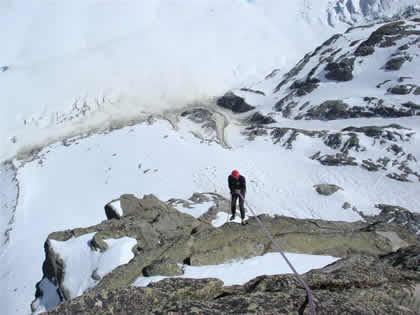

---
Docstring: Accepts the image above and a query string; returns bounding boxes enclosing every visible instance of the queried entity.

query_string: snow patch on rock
[49,233,136,299]
[133,252,339,287]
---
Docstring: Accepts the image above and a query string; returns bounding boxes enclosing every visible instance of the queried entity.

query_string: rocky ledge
[46,244,420,314]
[33,193,419,314]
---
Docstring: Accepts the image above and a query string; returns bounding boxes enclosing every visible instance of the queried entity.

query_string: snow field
[0,0,337,162]
[2,114,419,314]
[133,252,339,287]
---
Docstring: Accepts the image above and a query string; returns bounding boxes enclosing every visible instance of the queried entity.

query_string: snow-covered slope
[1,2,419,314]
[327,0,420,26]
[237,17,420,119]
[0,0,342,163]
[1,110,420,314]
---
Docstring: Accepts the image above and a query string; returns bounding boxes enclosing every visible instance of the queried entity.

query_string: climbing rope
[238,193,317,315]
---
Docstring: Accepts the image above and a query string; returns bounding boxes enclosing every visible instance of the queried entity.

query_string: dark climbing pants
[231,193,245,219]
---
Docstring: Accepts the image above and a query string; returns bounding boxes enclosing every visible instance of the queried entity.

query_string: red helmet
[231,170,239,179]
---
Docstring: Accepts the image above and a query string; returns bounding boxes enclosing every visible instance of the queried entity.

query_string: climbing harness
[238,192,317,315]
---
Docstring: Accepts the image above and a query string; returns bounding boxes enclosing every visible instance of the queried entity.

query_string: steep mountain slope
[0,0,339,163]
[1,107,419,314]
[235,17,420,117]
[0,3,419,315]
[271,18,420,120]
[327,0,420,26]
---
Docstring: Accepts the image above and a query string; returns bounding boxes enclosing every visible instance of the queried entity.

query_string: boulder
[313,184,343,196]
[342,202,351,209]
[216,92,255,113]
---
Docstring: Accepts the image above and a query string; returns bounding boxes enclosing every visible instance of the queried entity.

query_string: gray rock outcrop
[45,245,420,314]
[34,193,419,314]
[242,124,419,183]
[247,112,276,125]
[325,58,355,81]
[314,184,343,196]
[363,204,420,235]
[269,18,420,120]
[217,92,255,113]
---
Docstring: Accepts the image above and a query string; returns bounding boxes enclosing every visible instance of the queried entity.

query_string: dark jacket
[228,175,246,196]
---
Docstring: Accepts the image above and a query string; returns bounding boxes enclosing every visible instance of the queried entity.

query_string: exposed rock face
[217,92,255,113]
[247,112,276,125]
[242,124,419,182]
[269,18,420,120]
[314,184,343,196]
[46,245,420,315]
[315,153,358,166]
[354,21,418,57]
[325,58,355,81]
[362,204,420,235]
[240,87,265,96]
[385,56,408,70]
[289,78,320,96]
[388,84,418,95]
[34,194,201,305]
[35,194,418,313]
[306,100,349,120]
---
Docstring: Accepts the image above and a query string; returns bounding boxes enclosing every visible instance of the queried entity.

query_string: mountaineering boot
[230,215,235,221]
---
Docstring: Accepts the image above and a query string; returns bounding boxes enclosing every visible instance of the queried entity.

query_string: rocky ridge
[243,123,420,182]
[269,18,420,120]
[45,244,420,314]
[34,193,419,314]
[24,11,420,315]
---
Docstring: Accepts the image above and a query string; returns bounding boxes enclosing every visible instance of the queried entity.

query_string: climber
[228,170,247,225]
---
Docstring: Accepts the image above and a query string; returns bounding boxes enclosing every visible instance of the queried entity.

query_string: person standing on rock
[228,170,247,225]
